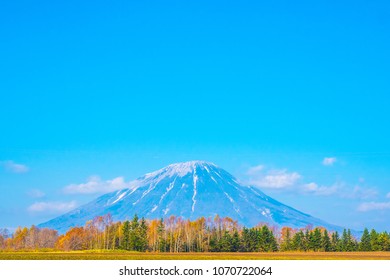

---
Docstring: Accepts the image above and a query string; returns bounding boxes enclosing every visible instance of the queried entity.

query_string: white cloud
[1,160,29,173]
[322,157,337,166]
[28,201,77,213]
[301,182,377,199]
[245,165,378,200]
[345,186,378,200]
[357,202,390,212]
[249,169,301,189]
[302,182,339,196]
[387,192,390,199]
[63,176,129,194]
[27,189,46,198]
[246,165,265,175]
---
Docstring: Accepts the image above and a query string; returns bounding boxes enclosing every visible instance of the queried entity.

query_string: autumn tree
[0,228,11,250]
[0,235,4,249]
[25,225,39,249]
[11,227,28,250]
[148,219,159,252]
[56,227,85,251]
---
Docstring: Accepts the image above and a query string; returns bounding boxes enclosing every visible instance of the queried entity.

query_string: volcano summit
[39,161,340,233]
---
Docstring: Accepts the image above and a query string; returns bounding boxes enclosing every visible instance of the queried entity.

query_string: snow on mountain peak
[142,160,218,180]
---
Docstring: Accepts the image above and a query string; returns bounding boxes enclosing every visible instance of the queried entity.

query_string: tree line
[0,214,389,252]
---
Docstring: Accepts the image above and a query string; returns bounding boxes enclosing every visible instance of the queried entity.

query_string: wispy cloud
[302,182,377,199]
[322,157,337,166]
[63,176,129,194]
[1,160,29,173]
[28,201,77,213]
[27,189,46,198]
[246,165,265,175]
[345,186,378,200]
[357,202,390,212]
[302,182,339,196]
[248,167,301,189]
[387,192,390,199]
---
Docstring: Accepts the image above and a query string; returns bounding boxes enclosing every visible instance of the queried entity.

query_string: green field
[1,251,390,260]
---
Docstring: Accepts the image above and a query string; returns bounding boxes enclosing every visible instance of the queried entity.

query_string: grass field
[1,251,390,260]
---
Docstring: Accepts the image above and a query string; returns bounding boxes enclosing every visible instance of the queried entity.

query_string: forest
[0,214,389,252]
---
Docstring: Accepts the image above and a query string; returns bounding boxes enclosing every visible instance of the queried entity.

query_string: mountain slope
[39,161,341,233]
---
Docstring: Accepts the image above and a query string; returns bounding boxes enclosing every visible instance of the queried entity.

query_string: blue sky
[1,0,390,231]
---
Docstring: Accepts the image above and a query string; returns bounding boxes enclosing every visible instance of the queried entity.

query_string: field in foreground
[1,251,390,260]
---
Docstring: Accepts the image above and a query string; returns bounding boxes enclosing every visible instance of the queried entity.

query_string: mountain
[39,161,341,233]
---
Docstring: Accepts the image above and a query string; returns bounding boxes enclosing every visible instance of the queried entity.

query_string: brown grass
[1,251,390,260]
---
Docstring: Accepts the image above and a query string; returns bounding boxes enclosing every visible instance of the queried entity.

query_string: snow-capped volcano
[39,161,340,233]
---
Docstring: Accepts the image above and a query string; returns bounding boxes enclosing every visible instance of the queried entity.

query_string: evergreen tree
[129,214,140,251]
[220,230,232,252]
[377,232,390,251]
[292,230,305,251]
[304,229,311,251]
[231,230,240,252]
[370,229,380,251]
[260,226,278,252]
[138,218,148,252]
[348,229,358,251]
[280,227,293,251]
[121,221,130,250]
[311,228,322,251]
[321,229,331,252]
[341,229,348,251]
[341,229,357,251]
[359,228,372,251]
[241,228,260,252]
[331,231,341,252]
[239,227,250,252]
[209,232,220,252]
[157,218,166,252]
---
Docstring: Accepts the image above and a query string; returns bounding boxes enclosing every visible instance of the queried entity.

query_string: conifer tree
[157,218,166,252]
[370,229,380,251]
[129,214,140,251]
[121,220,130,250]
[321,229,331,252]
[231,230,240,252]
[220,230,232,252]
[138,218,148,252]
[377,232,390,251]
[359,228,371,251]
[280,227,293,251]
[239,227,250,252]
[311,228,322,251]
[260,225,278,252]
[331,231,340,252]
[292,230,305,251]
